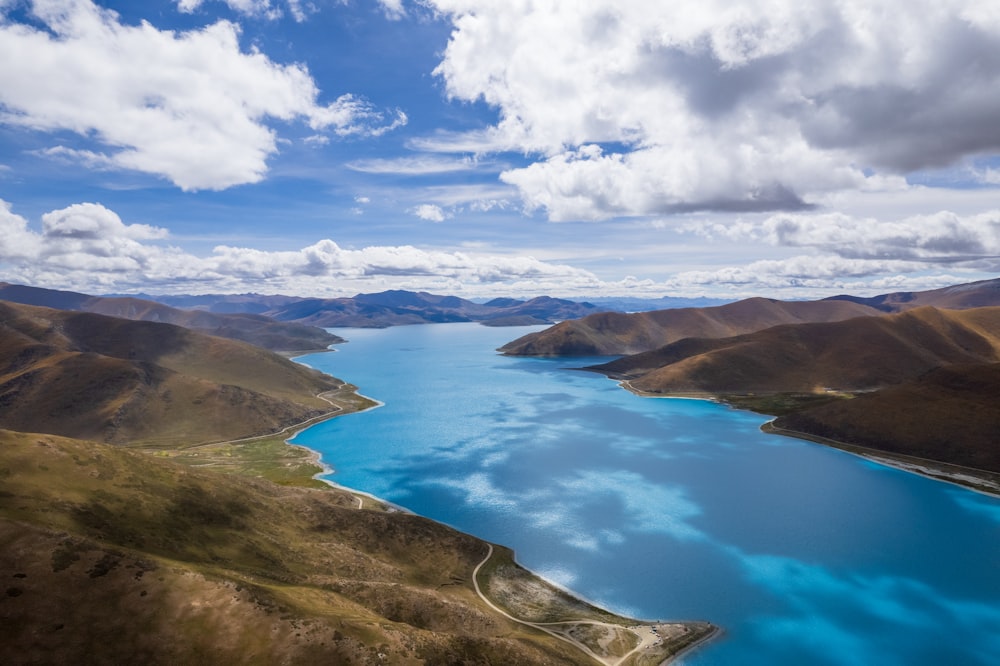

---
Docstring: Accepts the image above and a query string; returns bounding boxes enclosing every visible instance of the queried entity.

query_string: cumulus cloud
[690,210,1000,261]
[0,0,403,190]
[427,1,1000,219]
[176,0,303,21]
[0,199,595,295]
[411,204,447,222]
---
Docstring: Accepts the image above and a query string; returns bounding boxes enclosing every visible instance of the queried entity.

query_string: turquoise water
[292,323,1000,665]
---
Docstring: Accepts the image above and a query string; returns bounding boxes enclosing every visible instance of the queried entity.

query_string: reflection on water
[292,323,1000,666]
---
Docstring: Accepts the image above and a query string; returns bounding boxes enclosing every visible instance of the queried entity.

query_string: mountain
[773,363,1000,472]
[0,300,711,664]
[173,289,608,328]
[590,306,1000,394]
[825,276,1000,312]
[0,301,340,446]
[500,297,880,356]
[0,283,341,352]
[501,277,1000,357]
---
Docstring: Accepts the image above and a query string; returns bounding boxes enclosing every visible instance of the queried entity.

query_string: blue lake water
[292,323,1000,665]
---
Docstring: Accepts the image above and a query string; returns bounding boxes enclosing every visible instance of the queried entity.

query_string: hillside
[0,301,341,446]
[0,301,711,664]
[591,306,1000,394]
[773,363,1000,473]
[501,297,880,356]
[0,283,341,352]
[0,430,602,665]
[826,276,1000,312]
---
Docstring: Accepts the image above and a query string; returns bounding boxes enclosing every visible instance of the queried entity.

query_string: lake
[291,323,1000,665]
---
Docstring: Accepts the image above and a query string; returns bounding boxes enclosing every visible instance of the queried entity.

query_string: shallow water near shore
[292,323,1000,665]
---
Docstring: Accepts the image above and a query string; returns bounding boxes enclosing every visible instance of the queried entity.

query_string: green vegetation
[720,391,852,416]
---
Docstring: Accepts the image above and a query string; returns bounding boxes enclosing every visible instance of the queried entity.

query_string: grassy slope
[0,303,712,664]
[0,283,341,352]
[0,301,340,447]
[500,297,880,356]
[585,306,1000,478]
[0,430,585,665]
[774,363,1000,473]
[599,307,1000,394]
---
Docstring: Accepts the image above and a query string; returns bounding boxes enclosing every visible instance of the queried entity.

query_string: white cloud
[428,1,1000,219]
[175,0,298,21]
[411,204,446,222]
[0,1,403,190]
[690,210,1000,261]
[347,155,479,175]
[376,0,405,20]
[0,198,596,295]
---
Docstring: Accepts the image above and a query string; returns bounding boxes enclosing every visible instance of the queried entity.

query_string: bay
[292,323,1000,665]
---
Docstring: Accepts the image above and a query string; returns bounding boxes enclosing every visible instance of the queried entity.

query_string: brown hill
[0,283,341,352]
[0,301,340,446]
[591,306,1000,394]
[773,363,1000,473]
[826,276,1000,312]
[0,430,595,665]
[501,297,880,356]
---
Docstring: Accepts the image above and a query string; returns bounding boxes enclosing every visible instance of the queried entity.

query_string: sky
[1,0,1000,299]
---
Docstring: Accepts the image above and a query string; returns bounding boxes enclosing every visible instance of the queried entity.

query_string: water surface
[292,323,1000,665]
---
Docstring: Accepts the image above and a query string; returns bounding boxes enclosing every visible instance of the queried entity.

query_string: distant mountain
[825,276,1000,312]
[590,306,1000,394]
[0,301,340,446]
[500,297,880,356]
[134,289,607,328]
[0,283,341,352]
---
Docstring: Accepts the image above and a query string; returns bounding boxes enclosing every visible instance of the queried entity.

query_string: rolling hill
[0,301,341,446]
[825,276,1000,312]
[0,299,710,664]
[590,306,1000,394]
[773,362,1000,472]
[500,297,881,356]
[0,283,341,352]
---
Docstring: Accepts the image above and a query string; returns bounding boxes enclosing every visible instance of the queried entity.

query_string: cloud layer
[0,199,595,295]
[0,0,404,190]
[428,0,1000,219]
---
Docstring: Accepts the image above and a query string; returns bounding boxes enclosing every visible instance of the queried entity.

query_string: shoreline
[277,366,719,665]
[614,379,1000,498]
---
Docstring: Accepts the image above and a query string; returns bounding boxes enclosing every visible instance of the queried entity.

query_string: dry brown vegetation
[0,299,714,664]
[0,282,341,352]
[583,304,1000,478]
[595,307,1000,394]
[501,297,880,356]
[0,301,340,446]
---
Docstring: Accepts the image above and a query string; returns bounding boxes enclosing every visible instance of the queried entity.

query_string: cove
[291,323,1000,665]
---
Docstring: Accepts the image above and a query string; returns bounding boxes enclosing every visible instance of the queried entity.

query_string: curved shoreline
[279,367,719,664]
[615,379,1000,497]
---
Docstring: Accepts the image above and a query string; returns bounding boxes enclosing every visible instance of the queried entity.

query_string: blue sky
[2,0,1000,299]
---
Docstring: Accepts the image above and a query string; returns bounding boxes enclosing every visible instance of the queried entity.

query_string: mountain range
[501,278,1000,484]
[131,289,607,328]
[0,283,341,353]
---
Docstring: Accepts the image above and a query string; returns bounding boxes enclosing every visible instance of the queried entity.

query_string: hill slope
[825,276,1000,312]
[773,363,1000,472]
[0,283,341,352]
[0,301,340,446]
[501,297,880,356]
[0,430,592,665]
[591,306,1000,394]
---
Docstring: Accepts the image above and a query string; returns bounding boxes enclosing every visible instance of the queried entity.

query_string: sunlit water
[291,323,1000,665]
